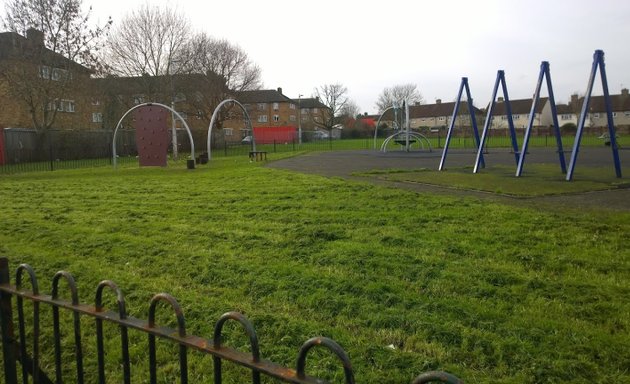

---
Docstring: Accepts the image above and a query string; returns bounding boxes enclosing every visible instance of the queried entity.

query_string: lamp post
[169,60,179,160]
[298,94,303,145]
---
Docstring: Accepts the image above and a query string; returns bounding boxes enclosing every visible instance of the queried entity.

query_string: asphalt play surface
[267,147,630,212]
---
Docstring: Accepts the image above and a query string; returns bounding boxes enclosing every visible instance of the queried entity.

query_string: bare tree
[0,0,111,130]
[314,83,348,130]
[375,83,424,113]
[340,99,360,120]
[105,5,190,78]
[184,33,262,93]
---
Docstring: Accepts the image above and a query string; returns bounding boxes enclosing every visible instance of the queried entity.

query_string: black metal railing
[0,258,462,383]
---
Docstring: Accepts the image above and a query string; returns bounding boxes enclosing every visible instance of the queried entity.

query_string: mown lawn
[357,164,629,197]
[0,154,629,383]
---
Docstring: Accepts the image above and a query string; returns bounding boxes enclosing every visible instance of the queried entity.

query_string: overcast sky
[88,0,630,114]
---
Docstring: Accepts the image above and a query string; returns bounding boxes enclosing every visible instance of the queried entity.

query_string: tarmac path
[267,147,630,212]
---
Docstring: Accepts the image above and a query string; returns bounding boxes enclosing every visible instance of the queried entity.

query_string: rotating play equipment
[376,100,432,153]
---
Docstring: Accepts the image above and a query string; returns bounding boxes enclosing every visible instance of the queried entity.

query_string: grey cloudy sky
[89,0,630,114]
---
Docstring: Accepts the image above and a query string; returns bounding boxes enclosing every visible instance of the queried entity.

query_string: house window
[40,66,51,79]
[501,116,507,120]
[196,110,203,120]
[301,108,308,114]
[258,115,268,123]
[273,115,280,122]
[224,128,233,136]
[624,111,630,117]
[133,95,145,105]
[289,103,296,109]
[311,108,318,113]
[289,115,296,121]
[561,114,572,120]
[438,116,446,121]
[513,114,520,120]
[301,115,308,121]
[51,68,69,81]
[92,112,103,123]
[55,100,75,112]
[593,113,600,118]
[273,102,279,110]
[257,103,266,110]
[91,98,100,106]
[314,116,322,123]
[612,112,617,118]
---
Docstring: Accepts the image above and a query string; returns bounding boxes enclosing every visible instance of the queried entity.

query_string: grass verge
[356,164,629,197]
[0,154,629,383]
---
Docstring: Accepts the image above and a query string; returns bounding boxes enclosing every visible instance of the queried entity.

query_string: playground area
[267,146,630,211]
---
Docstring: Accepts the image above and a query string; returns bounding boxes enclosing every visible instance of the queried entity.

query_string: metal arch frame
[112,102,195,168]
[439,77,483,171]
[516,61,567,177]
[473,70,520,173]
[566,50,622,180]
[207,99,253,160]
[380,131,433,152]
[373,106,396,150]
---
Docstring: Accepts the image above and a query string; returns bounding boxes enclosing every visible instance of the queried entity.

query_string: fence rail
[1,126,624,175]
[0,258,462,383]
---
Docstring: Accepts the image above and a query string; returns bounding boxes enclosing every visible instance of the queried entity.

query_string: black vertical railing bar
[16,264,40,384]
[147,293,188,384]
[95,280,131,384]
[0,258,463,383]
[213,311,261,384]
[51,271,84,384]
[297,337,355,384]
[0,258,18,384]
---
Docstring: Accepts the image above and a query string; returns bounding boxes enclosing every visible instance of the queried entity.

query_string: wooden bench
[249,151,267,161]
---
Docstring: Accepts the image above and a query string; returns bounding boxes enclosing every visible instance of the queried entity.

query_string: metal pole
[298,94,303,145]
[474,71,503,173]
[171,100,179,160]
[567,51,600,181]
[0,257,18,384]
[439,78,465,170]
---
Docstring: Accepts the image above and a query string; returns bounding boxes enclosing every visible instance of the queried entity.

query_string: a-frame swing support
[566,50,622,181]
[439,77,484,171]
[516,61,567,177]
[474,70,521,173]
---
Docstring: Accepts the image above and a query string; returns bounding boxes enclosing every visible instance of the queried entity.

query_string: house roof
[236,89,293,104]
[578,93,630,113]
[293,97,328,109]
[491,98,548,115]
[381,102,482,120]
[0,30,91,73]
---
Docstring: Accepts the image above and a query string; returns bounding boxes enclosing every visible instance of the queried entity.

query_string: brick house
[379,99,483,131]
[0,28,93,130]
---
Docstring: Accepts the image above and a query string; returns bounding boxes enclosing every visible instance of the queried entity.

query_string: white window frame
[273,102,279,110]
[258,114,268,123]
[257,103,266,111]
[289,115,296,122]
[224,128,234,136]
[289,103,296,109]
[92,112,103,123]
[273,115,280,122]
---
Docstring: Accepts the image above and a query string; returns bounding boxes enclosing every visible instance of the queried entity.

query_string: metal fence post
[0,257,18,384]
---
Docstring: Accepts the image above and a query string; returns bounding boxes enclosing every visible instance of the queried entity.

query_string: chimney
[277,87,283,94]
[26,28,44,46]
[622,88,629,96]
[570,93,579,105]
[435,99,441,104]
[497,97,504,102]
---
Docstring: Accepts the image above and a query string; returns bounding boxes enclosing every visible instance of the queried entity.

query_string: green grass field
[357,164,629,197]
[1,154,629,383]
